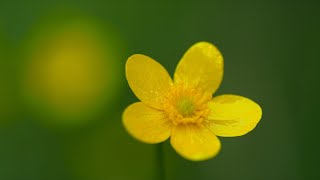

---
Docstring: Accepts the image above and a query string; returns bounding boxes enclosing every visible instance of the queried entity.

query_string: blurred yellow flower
[22,19,122,126]
[123,42,262,161]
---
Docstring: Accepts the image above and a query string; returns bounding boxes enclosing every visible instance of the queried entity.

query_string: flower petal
[123,102,172,144]
[126,54,173,109]
[174,42,223,94]
[170,124,221,161]
[205,94,262,137]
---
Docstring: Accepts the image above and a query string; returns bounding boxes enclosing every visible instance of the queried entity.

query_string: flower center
[163,84,211,125]
[176,98,195,117]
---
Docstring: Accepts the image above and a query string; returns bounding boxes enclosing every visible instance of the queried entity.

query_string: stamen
[163,84,211,125]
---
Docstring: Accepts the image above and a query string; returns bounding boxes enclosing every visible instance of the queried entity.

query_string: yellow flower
[123,42,262,161]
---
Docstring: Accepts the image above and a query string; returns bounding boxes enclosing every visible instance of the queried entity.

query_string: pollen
[163,84,211,125]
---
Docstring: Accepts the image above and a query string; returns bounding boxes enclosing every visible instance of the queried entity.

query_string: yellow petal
[174,42,223,94]
[123,102,172,144]
[170,124,221,161]
[126,54,173,109]
[205,94,262,137]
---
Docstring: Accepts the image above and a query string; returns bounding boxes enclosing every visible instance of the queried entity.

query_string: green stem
[156,143,165,180]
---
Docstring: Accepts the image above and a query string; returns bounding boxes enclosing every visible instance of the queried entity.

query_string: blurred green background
[0,0,319,179]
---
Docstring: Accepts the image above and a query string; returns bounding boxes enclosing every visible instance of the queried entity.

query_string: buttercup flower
[123,42,262,161]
